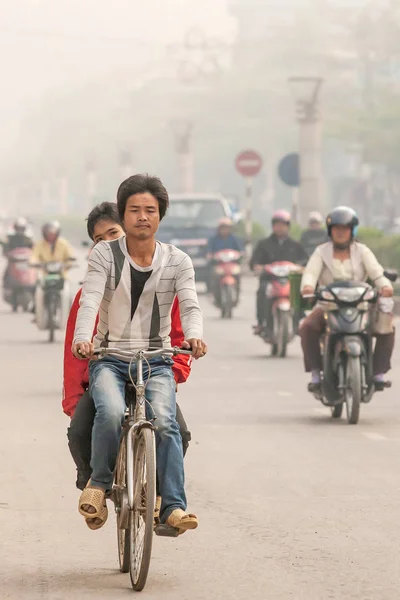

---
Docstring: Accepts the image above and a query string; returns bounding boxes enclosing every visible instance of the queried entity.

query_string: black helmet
[326,206,359,237]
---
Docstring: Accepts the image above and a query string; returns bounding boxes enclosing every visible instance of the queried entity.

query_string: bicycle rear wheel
[129,427,156,591]
[115,435,130,573]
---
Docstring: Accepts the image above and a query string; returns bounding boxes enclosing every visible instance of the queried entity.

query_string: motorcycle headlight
[230,264,241,275]
[331,286,366,302]
[46,262,62,273]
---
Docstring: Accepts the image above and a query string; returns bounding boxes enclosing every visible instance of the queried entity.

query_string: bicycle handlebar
[92,346,193,359]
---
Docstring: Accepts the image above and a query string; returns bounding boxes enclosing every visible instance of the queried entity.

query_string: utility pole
[288,77,324,227]
[171,120,194,194]
[85,160,97,214]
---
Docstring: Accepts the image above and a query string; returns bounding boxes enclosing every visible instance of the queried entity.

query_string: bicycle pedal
[154,524,180,538]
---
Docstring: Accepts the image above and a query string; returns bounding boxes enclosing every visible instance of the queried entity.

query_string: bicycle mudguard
[154,524,180,538]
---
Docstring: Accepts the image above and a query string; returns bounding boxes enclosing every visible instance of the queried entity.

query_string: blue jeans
[89,355,186,522]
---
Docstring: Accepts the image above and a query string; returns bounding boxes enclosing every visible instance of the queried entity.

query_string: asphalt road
[1,253,400,600]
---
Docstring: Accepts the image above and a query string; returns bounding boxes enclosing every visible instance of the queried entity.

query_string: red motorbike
[4,247,37,312]
[211,249,241,319]
[257,261,303,357]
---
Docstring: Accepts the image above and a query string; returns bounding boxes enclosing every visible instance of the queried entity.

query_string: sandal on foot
[85,502,108,530]
[78,484,106,519]
[166,509,198,534]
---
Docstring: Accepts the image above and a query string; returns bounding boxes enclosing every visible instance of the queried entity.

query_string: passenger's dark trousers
[299,307,395,374]
[67,390,192,491]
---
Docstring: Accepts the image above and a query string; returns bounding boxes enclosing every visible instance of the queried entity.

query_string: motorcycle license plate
[15,263,28,270]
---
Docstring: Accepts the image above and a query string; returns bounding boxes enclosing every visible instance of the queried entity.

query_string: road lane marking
[362,432,387,441]
[278,391,293,397]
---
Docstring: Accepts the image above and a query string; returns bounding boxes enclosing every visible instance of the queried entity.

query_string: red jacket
[62,290,192,417]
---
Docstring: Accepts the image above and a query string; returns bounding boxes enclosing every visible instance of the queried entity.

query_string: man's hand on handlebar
[72,341,95,359]
[381,286,393,298]
[182,338,207,360]
[301,285,315,298]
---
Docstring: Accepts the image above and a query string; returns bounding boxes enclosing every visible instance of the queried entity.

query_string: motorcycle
[211,249,241,319]
[3,247,37,312]
[309,274,396,424]
[257,261,303,357]
[34,260,74,342]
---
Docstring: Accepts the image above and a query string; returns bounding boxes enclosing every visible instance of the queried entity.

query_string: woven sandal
[85,502,108,531]
[78,485,106,519]
[166,509,198,534]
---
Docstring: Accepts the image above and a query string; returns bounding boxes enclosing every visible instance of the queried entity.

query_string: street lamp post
[288,76,324,227]
[171,120,194,194]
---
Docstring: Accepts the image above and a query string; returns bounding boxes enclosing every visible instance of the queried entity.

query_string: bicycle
[93,346,192,592]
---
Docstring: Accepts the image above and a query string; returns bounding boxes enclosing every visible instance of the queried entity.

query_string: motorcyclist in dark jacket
[250,210,308,335]
[300,211,328,257]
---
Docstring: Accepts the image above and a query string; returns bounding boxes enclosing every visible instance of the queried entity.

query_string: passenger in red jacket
[63,202,192,489]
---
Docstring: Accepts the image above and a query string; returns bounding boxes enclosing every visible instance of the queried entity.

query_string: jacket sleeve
[250,240,263,270]
[29,242,41,265]
[361,245,392,290]
[301,249,324,290]
[74,243,108,343]
[295,241,310,265]
[170,297,192,384]
[62,290,88,416]
[175,254,203,340]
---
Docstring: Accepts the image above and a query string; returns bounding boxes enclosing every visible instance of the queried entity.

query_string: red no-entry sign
[235,150,263,178]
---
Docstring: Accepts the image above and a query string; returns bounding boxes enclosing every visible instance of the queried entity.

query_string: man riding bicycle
[72,175,206,533]
[63,202,192,491]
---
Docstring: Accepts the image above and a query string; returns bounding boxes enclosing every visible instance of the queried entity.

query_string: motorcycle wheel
[331,404,343,419]
[277,311,289,358]
[47,296,55,343]
[21,291,31,313]
[345,357,362,425]
[271,344,278,357]
[220,285,234,320]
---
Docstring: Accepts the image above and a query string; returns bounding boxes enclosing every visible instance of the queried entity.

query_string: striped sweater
[73,237,203,353]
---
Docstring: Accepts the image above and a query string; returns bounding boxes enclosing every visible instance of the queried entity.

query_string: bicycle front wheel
[115,435,130,573]
[129,427,156,592]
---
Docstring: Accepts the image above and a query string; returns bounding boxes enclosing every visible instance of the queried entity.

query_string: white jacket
[301,241,392,291]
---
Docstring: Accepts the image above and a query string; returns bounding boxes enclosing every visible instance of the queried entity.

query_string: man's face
[331,225,351,246]
[309,221,321,230]
[123,193,160,240]
[93,219,124,244]
[45,231,58,244]
[219,225,231,238]
[272,221,289,238]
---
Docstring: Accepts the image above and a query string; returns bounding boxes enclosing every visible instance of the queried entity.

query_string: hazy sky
[1,0,234,110]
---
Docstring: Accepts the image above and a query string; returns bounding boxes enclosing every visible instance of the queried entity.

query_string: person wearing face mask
[300,206,394,392]
[250,210,308,335]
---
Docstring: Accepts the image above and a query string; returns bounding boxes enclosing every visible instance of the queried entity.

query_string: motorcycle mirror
[81,240,90,248]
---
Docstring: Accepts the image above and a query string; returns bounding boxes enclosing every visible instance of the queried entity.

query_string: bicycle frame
[125,351,155,511]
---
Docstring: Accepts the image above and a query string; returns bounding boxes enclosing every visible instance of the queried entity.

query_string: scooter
[211,249,241,319]
[309,273,396,424]
[34,259,75,342]
[3,247,37,312]
[257,261,303,357]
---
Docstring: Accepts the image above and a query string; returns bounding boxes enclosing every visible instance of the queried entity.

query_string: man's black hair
[116,174,169,222]
[86,202,121,241]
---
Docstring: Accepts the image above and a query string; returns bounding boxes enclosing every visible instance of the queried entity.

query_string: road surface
[1,254,400,599]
